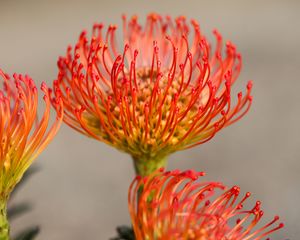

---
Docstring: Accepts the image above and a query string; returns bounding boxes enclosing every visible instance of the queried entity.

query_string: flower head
[53,14,252,174]
[129,169,283,240]
[0,69,63,199]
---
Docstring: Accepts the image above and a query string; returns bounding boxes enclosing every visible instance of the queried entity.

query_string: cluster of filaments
[128,169,283,240]
[54,14,253,160]
[0,70,62,197]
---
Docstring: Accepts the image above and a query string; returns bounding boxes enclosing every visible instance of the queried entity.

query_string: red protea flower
[0,69,63,238]
[53,14,253,176]
[128,169,283,240]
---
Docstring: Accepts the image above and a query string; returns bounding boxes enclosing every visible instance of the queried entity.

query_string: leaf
[8,202,31,220]
[8,166,40,239]
[110,226,135,240]
[11,166,39,199]
[14,226,40,240]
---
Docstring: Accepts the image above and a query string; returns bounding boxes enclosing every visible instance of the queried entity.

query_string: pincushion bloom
[53,14,253,176]
[0,70,63,239]
[129,169,283,240]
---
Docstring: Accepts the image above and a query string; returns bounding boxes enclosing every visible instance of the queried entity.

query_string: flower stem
[133,156,168,177]
[0,200,9,240]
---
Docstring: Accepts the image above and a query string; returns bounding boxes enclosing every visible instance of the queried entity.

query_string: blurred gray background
[0,0,299,239]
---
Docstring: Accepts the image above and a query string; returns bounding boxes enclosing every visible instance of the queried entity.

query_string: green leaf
[8,166,40,239]
[14,226,40,240]
[11,166,39,199]
[110,226,135,240]
[8,202,31,220]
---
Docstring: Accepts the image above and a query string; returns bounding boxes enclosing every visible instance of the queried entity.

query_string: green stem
[0,200,9,240]
[133,156,168,177]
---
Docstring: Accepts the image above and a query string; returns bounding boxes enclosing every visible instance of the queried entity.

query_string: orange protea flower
[128,169,283,240]
[53,14,253,175]
[0,69,63,238]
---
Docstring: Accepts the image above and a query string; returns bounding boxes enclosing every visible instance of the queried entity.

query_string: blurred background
[0,0,299,239]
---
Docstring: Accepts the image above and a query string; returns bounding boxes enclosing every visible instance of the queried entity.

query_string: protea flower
[0,70,63,239]
[53,14,253,176]
[128,169,283,240]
